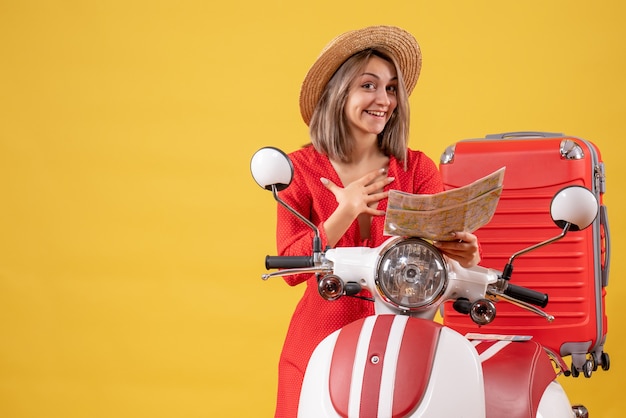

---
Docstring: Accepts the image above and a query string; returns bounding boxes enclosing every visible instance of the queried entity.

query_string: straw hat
[299,25,422,125]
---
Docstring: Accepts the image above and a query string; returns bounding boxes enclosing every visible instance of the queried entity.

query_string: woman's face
[344,55,398,140]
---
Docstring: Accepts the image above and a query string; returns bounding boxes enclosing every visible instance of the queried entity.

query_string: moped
[251,146,596,418]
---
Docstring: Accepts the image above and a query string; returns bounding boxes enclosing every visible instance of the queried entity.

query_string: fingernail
[320,177,329,185]
[380,168,387,174]
[388,177,395,182]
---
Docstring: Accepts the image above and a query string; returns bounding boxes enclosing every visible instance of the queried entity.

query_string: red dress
[274,145,444,417]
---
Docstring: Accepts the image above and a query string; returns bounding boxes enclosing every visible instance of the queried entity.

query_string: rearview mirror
[550,186,598,231]
[250,147,294,192]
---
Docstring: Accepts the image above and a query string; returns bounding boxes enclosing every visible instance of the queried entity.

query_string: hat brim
[299,25,422,126]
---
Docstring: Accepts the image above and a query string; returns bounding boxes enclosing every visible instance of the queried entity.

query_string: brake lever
[262,266,333,280]
[487,289,555,322]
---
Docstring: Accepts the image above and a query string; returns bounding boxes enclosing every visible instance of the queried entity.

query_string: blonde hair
[308,48,410,166]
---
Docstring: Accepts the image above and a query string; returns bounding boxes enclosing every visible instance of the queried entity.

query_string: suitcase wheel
[569,360,593,378]
[590,351,611,372]
[570,351,610,378]
[600,352,611,371]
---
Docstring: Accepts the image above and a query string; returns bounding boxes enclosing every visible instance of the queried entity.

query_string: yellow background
[1,0,624,417]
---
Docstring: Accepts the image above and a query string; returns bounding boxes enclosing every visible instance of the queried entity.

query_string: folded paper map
[384,167,506,241]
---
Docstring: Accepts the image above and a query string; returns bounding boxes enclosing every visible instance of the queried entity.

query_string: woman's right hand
[319,168,394,247]
[321,167,394,218]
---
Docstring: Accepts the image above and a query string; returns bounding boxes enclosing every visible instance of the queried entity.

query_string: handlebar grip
[265,255,314,270]
[504,283,549,308]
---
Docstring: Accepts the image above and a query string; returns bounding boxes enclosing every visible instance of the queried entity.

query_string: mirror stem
[501,222,571,281]
[272,185,323,261]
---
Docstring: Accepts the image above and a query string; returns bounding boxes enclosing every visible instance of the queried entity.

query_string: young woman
[273,25,480,417]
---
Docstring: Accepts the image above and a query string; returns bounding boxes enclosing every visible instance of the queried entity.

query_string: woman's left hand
[433,231,481,268]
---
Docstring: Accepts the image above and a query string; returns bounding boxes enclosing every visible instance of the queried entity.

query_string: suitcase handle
[601,205,610,287]
[485,131,563,139]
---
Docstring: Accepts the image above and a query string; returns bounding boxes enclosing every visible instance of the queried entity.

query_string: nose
[375,89,392,106]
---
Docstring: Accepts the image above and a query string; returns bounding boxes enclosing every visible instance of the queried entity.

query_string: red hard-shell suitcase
[439,132,610,377]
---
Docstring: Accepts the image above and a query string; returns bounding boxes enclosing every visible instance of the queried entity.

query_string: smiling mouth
[366,110,386,117]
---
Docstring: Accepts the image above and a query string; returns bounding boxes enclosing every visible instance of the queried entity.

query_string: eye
[386,85,398,94]
[361,82,376,90]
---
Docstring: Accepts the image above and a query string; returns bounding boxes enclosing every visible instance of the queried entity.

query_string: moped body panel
[298,314,574,417]
[298,315,486,417]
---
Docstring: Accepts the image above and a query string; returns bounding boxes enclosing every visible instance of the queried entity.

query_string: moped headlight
[376,238,447,311]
